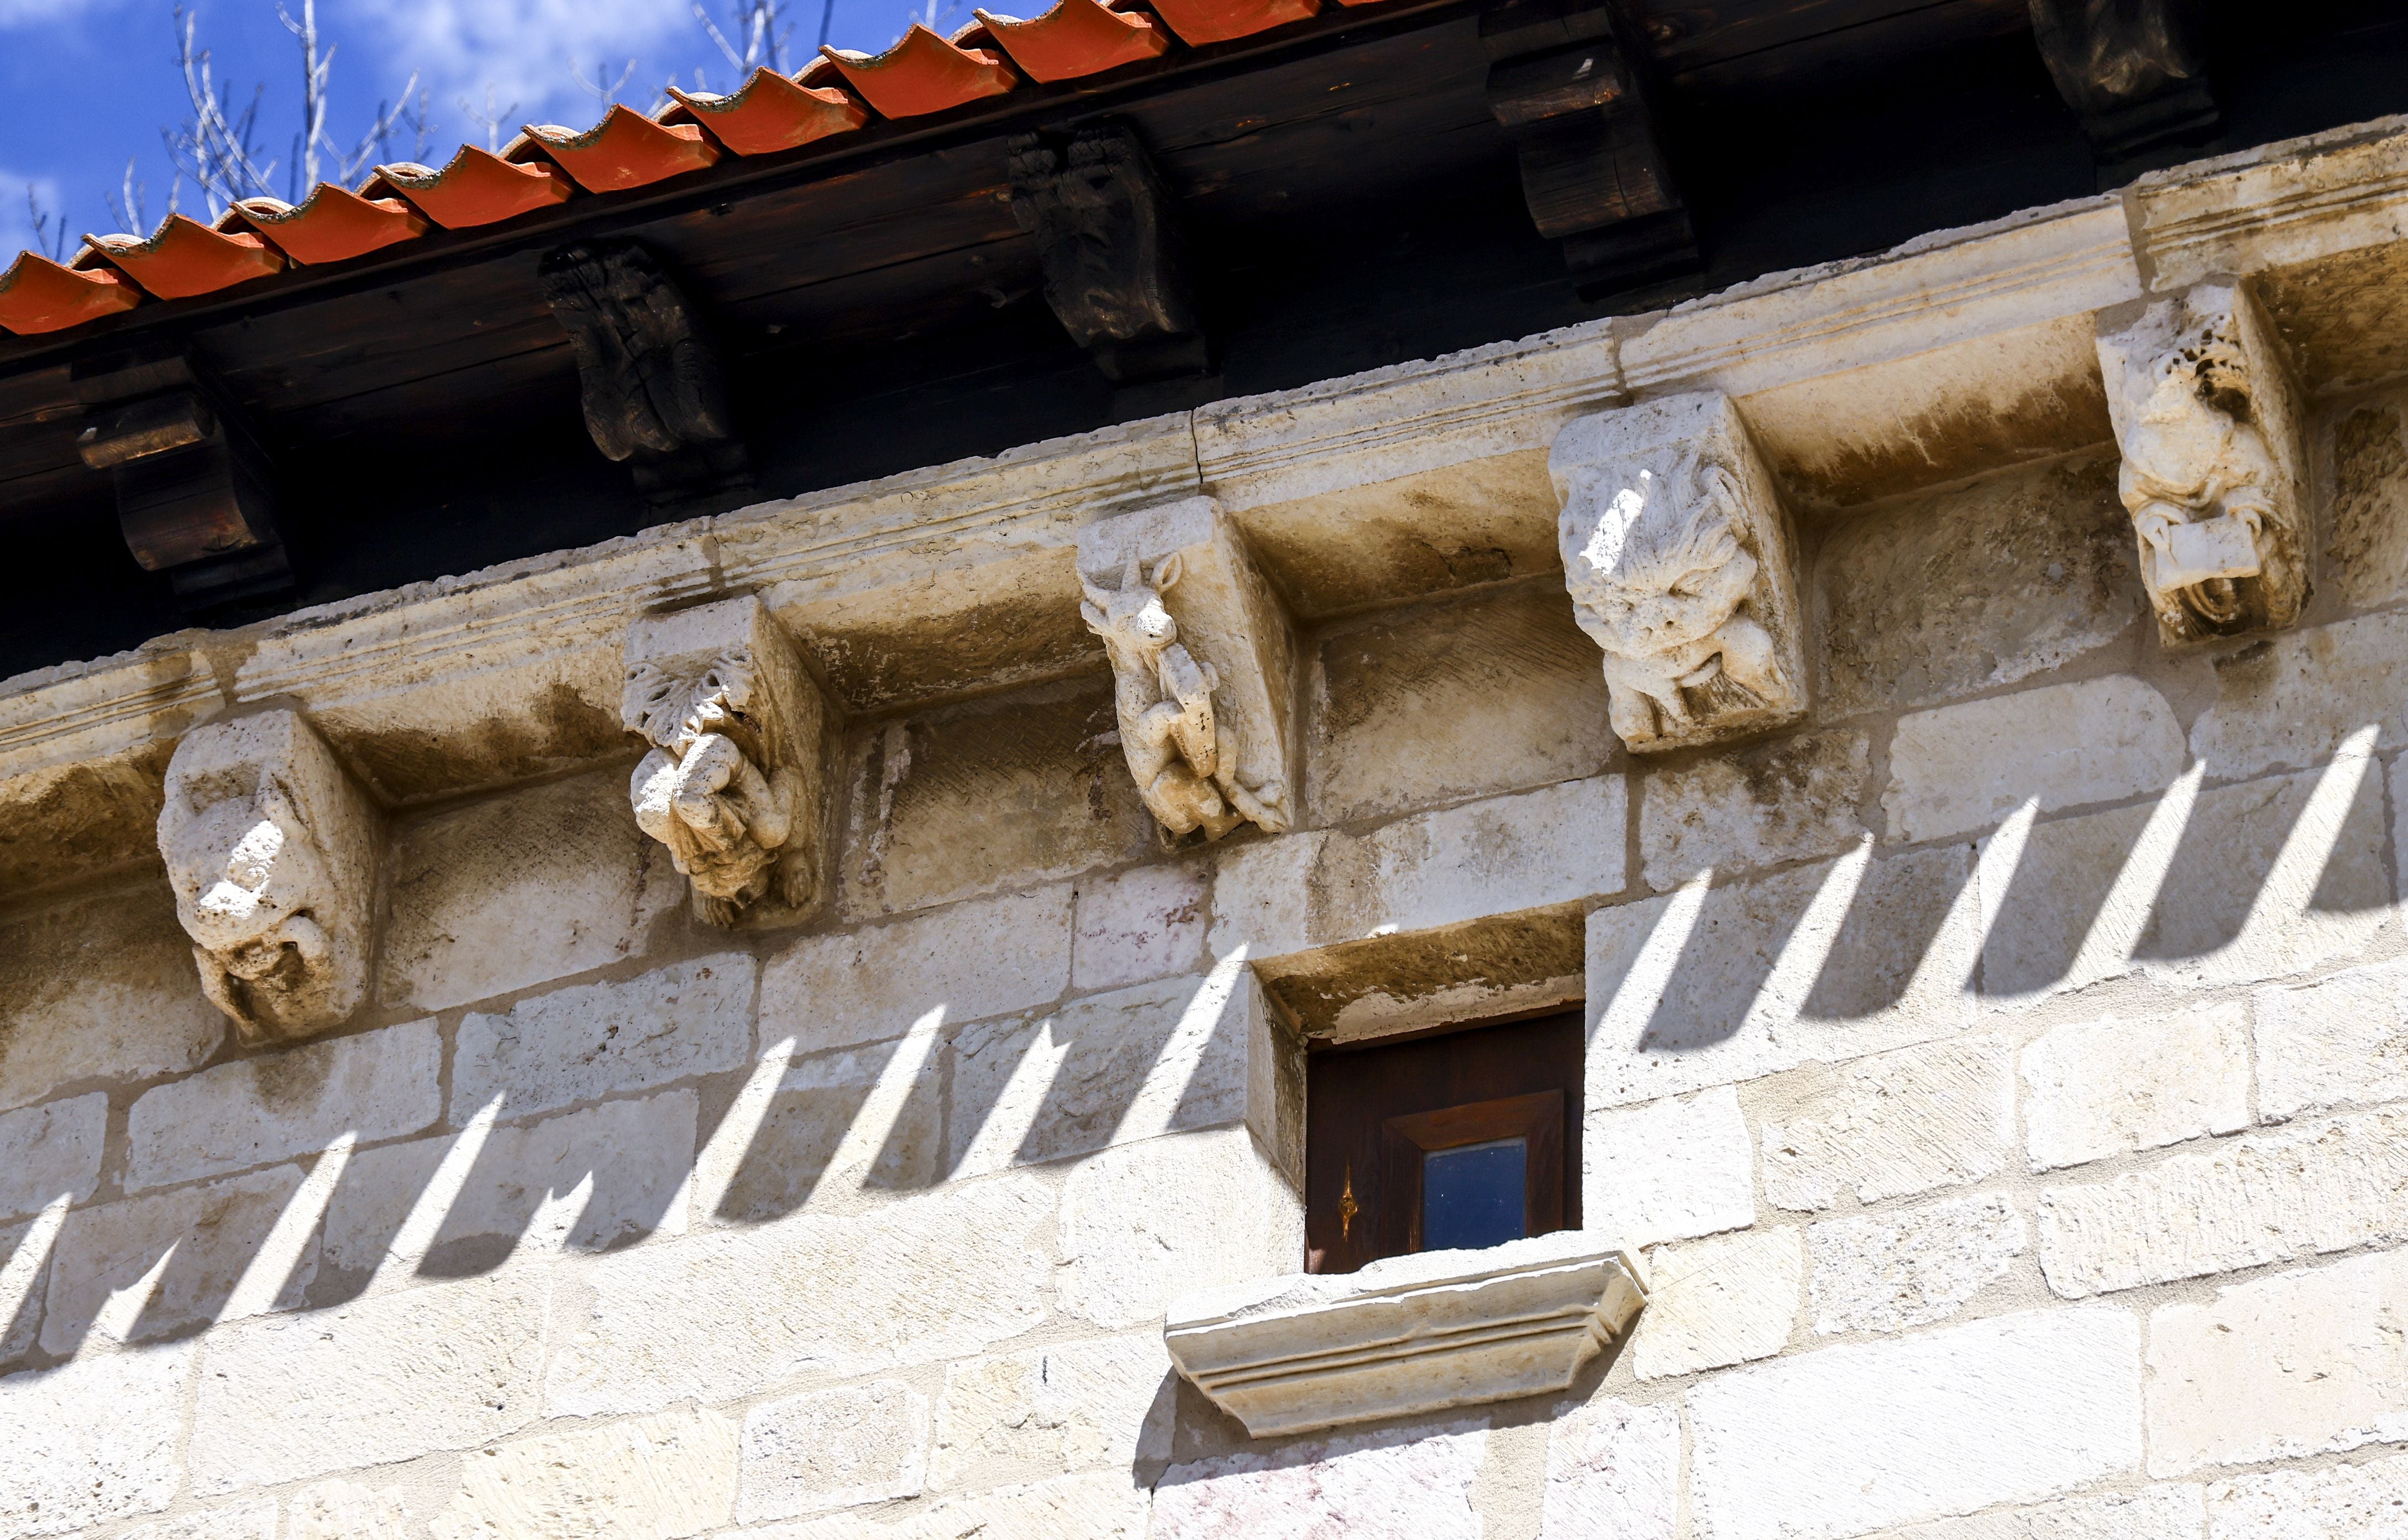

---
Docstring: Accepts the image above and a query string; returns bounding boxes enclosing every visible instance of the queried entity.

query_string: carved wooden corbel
[2029,0,2217,169]
[158,710,381,1044]
[2095,280,2305,645]
[1549,391,1806,752]
[1007,122,1208,385]
[1076,497,1299,842]
[623,594,835,926]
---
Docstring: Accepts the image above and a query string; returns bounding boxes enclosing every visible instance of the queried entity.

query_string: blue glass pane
[1421,1138,1527,1253]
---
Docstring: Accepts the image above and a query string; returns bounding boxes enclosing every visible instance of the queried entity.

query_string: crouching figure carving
[1550,392,1806,752]
[158,710,380,1044]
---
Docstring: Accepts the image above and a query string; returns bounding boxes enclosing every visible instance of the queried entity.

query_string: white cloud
[347,0,700,132]
[0,169,69,262]
[0,0,94,28]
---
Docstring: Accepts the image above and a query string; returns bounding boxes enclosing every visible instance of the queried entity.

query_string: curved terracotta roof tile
[230,185,432,265]
[82,216,286,301]
[664,70,872,156]
[376,147,578,229]
[0,253,141,336]
[975,0,1171,83]
[522,105,723,193]
[1147,0,1316,46]
[821,25,1020,118]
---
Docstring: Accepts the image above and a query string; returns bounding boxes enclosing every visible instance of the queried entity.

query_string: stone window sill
[1162,1230,1649,1438]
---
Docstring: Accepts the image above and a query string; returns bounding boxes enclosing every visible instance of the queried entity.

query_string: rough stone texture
[42,1164,312,1354]
[1758,1038,2013,1211]
[290,1482,419,1540]
[0,1343,193,1537]
[1808,1192,2026,1336]
[2147,1249,2408,1476]
[760,886,1073,1055]
[0,881,223,1113]
[0,1209,54,1366]
[1817,449,2138,717]
[2328,401,2408,610]
[749,1470,1150,1540]
[2021,1005,2250,1171]
[188,1268,549,1494]
[2207,1451,2408,1537]
[1153,1421,1487,1540]
[1057,1129,1304,1331]
[126,1018,442,1191]
[739,1381,930,1522]
[440,1405,739,1539]
[1540,1397,1680,1540]
[2037,1107,2408,1297]
[118,1499,282,1540]
[1639,730,1869,891]
[1687,1306,2144,1540]
[1073,862,1210,993]
[932,1335,1172,1491]
[1888,1484,2205,1539]
[1633,1225,1801,1379]
[690,1042,941,1223]
[1582,1085,1756,1246]
[2257,957,2408,1120]
[1885,677,2185,845]
[453,955,753,1123]
[0,1091,103,1222]
[2190,613,2408,781]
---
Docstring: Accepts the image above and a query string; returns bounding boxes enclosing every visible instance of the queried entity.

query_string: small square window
[1303,1009,1583,1274]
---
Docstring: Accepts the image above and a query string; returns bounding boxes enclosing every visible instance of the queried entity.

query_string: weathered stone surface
[690,1042,940,1223]
[1639,730,1868,889]
[2257,957,2408,1120]
[2329,401,2408,610]
[0,1343,192,1537]
[1057,1129,1303,1331]
[0,1091,103,1222]
[118,1498,281,1540]
[546,1172,1052,1416]
[1885,677,2184,845]
[42,1164,312,1354]
[290,1481,420,1540]
[760,886,1072,1055]
[1633,1226,1800,1379]
[2147,1249,2408,1476]
[453,955,752,1123]
[126,1017,441,1191]
[933,1335,1171,1492]
[0,1214,46,1366]
[1809,1192,2026,1336]
[1888,1484,2204,1539]
[1758,1038,2012,1211]
[747,1470,1150,1540]
[1582,1085,1756,1246]
[1153,1421,1486,1540]
[440,1405,738,1539]
[1540,1397,1680,1540]
[188,1268,549,1493]
[2021,1005,2249,1170]
[2207,1451,2408,1537]
[740,1381,930,1522]
[381,769,673,1013]
[2189,613,2408,780]
[2037,1107,2408,1297]
[0,881,223,1113]
[1687,1307,2144,1540]
[1073,862,1209,992]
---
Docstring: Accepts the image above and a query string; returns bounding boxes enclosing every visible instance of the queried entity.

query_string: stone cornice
[2133,114,2408,292]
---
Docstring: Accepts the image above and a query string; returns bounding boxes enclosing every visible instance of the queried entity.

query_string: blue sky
[0,0,953,258]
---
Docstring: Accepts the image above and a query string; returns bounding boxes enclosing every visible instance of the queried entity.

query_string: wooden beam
[1007,122,1208,385]
[2028,0,2217,166]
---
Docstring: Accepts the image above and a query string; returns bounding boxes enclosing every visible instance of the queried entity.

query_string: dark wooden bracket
[2029,0,2218,172]
[538,239,753,510]
[1483,0,1697,301]
[1007,122,1209,385]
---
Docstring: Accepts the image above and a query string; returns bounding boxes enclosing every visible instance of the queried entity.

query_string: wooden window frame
[1379,1088,1565,1258]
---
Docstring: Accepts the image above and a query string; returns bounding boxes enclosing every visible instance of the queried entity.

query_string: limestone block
[0,881,224,1113]
[747,1470,1150,1540]
[1587,843,1980,1108]
[2037,1107,2408,1298]
[1058,1129,1303,1331]
[739,1380,930,1522]
[381,768,674,1013]
[1633,1226,1800,1380]
[2189,612,2408,779]
[1072,862,1209,992]
[188,1267,549,1493]
[157,710,381,1045]
[1808,1192,2026,1337]
[0,1212,51,1366]
[1540,1397,1680,1540]
[1152,1421,1486,1540]
[1550,392,1807,752]
[2133,118,2408,294]
[932,1335,1172,1491]
[440,1405,738,1540]
[119,1499,282,1540]
[2098,281,2307,643]
[41,1164,313,1354]
[2257,957,2408,1120]
[0,1091,103,1223]
[1639,729,1869,889]
[290,1481,422,1540]
[2147,1249,2408,1475]
[544,1171,1053,1416]
[2021,1004,2249,1171]
[1758,1038,2013,1211]
[690,1043,940,1223]
[1884,677,2185,846]
[2206,1451,2408,1538]
[2330,400,2408,609]
[1887,1484,2204,1539]
[126,1017,440,1191]
[760,886,1072,1055]
[0,1343,193,1537]
[453,954,752,1124]
[1582,1085,1756,1246]
[1687,1306,2144,1540]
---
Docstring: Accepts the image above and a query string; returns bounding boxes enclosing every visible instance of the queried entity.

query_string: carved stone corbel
[623,594,833,925]
[158,709,380,1044]
[1007,122,1208,385]
[1076,497,1298,843]
[2029,0,2217,168]
[1549,391,1807,752]
[2096,280,2305,645]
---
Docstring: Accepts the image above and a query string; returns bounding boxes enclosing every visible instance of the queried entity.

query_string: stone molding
[2132,114,2408,292]
[1162,1231,1647,1438]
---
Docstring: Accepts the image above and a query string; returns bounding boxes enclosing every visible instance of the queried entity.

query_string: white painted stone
[0,1343,193,1537]
[1639,729,1869,889]
[759,886,1072,1055]
[2190,611,2408,780]
[1073,862,1209,992]
[2021,1004,2249,1171]
[1888,1484,2204,1539]
[1057,1129,1303,1331]
[932,1335,1171,1492]
[739,1380,930,1522]
[2257,956,2408,1120]
[452,954,753,1123]
[41,1164,313,1354]
[690,1038,942,1222]
[1152,1421,1487,1540]
[1758,1038,2013,1211]
[742,1470,1150,1540]
[2207,1451,2408,1538]
[0,882,224,1114]
[1583,1085,1756,1246]
[118,1498,281,1540]
[1633,1226,1800,1380]
[125,1017,441,1191]
[188,1268,549,1493]
[1809,1192,2027,1336]
[1884,677,2185,845]
[0,1091,103,1222]
[439,1405,739,1540]
[1540,1397,1680,1540]
[1687,1306,2144,1540]
[289,1481,421,1540]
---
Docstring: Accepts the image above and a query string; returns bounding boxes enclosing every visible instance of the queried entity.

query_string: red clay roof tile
[664,70,873,156]
[230,185,432,265]
[821,24,1020,118]
[976,0,1172,83]
[0,252,141,336]
[375,146,578,230]
[1147,0,1317,45]
[521,105,725,193]
[82,215,286,301]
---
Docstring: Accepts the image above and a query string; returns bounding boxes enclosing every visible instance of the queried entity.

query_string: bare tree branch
[457,85,520,155]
